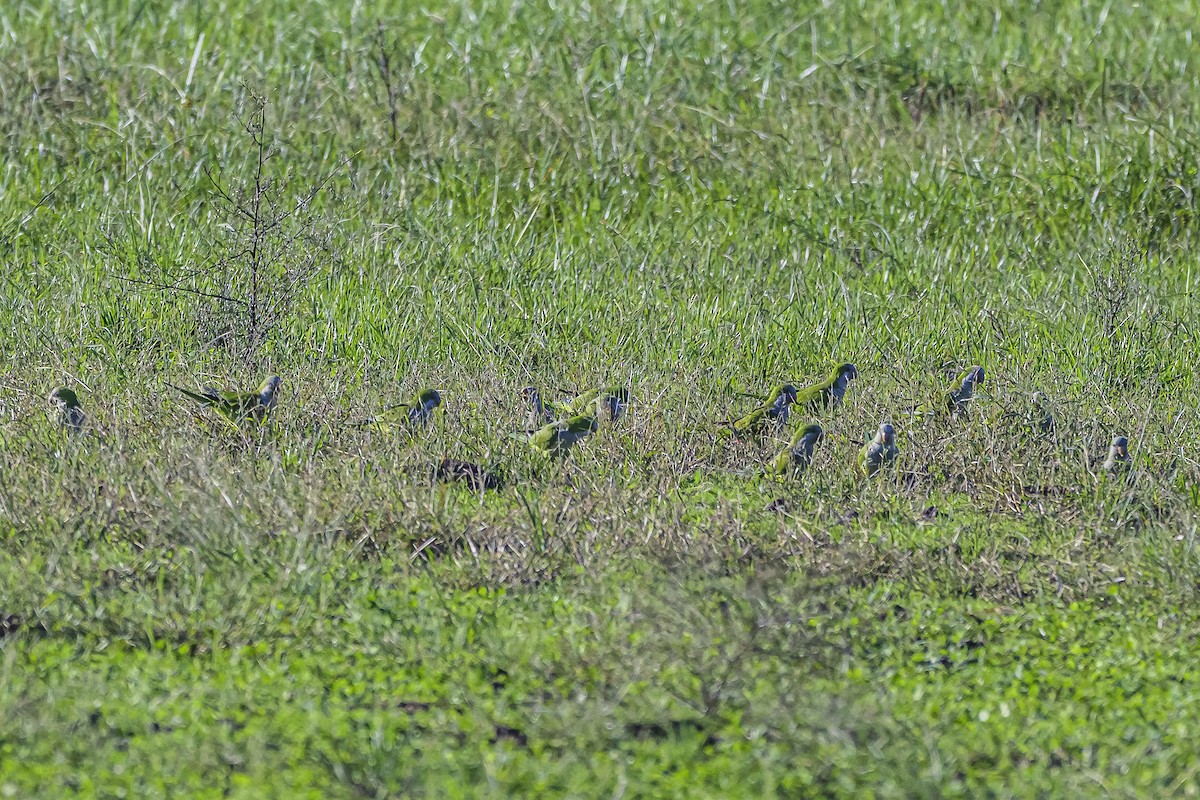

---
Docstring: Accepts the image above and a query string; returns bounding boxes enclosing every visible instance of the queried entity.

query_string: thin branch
[16,178,66,229]
[115,274,248,306]
[375,21,400,144]
[203,165,257,224]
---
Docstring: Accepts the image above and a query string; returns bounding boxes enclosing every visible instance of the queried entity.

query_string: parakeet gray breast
[831,374,850,403]
[766,394,791,426]
[792,436,817,465]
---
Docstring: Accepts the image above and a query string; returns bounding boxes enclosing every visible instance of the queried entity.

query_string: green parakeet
[568,387,630,422]
[47,387,85,434]
[402,389,443,427]
[598,388,630,423]
[770,423,825,477]
[524,386,629,428]
[170,375,281,426]
[529,413,598,456]
[794,363,858,412]
[946,366,985,416]
[359,389,443,433]
[859,422,899,477]
[1103,435,1131,475]
[522,387,559,428]
[729,384,798,438]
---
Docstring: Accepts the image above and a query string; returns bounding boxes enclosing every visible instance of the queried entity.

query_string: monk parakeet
[522,387,558,428]
[1032,392,1055,435]
[170,375,281,426]
[859,422,899,477]
[1103,435,1131,475]
[770,423,825,477]
[568,387,630,422]
[436,458,503,491]
[729,384,798,438]
[598,388,630,423]
[946,366,985,416]
[48,387,85,434]
[402,389,442,427]
[527,386,630,428]
[794,363,858,412]
[530,413,598,456]
[358,389,442,433]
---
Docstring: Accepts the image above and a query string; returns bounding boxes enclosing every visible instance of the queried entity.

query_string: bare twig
[115,274,248,306]
[374,22,400,145]
[104,87,344,362]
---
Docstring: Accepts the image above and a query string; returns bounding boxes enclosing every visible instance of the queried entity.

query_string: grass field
[3,0,1200,796]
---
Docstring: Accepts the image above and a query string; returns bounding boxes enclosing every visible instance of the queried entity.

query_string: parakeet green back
[793,363,858,412]
[357,388,442,433]
[530,413,598,456]
[48,387,86,434]
[730,384,798,438]
[770,423,824,477]
[170,375,281,427]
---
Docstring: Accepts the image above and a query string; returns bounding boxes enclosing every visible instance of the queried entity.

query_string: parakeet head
[418,389,442,408]
[48,387,80,409]
[836,363,858,381]
[800,423,824,441]
[601,389,629,420]
[878,422,896,446]
[258,375,282,398]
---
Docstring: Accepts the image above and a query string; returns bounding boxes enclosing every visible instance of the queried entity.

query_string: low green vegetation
[3,0,1200,796]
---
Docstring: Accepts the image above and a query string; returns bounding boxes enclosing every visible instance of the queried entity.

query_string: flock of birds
[44,362,1135,490]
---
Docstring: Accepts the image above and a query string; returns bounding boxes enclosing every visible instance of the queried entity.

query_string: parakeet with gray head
[598,390,628,423]
[859,422,899,477]
[170,375,281,426]
[946,366,985,416]
[559,387,631,423]
[522,387,558,428]
[794,363,859,412]
[584,387,631,423]
[403,389,442,427]
[358,389,443,433]
[48,387,86,434]
[1103,435,1131,475]
[530,413,598,456]
[770,423,825,477]
[728,384,798,439]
